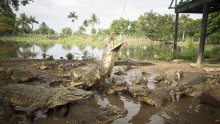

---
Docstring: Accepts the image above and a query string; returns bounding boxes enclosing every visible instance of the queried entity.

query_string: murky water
[32,94,220,124]
[0,41,178,60]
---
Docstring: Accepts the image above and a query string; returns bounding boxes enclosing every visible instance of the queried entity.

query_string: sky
[16,0,202,33]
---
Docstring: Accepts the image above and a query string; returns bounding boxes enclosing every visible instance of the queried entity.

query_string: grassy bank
[0,34,107,47]
[0,34,176,47]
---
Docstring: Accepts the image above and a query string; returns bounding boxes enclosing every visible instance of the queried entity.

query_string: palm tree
[83,19,89,27]
[16,13,31,33]
[89,14,100,34]
[82,19,89,33]
[68,11,78,32]
[28,16,39,31]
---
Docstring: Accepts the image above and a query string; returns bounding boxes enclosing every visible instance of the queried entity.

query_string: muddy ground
[0,58,220,124]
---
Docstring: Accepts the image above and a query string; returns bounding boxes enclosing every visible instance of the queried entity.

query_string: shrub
[66,53,74,60]
[208,46,220,60]
[177,40,197,61]
[156,48,174,61]
[46,55,54,60]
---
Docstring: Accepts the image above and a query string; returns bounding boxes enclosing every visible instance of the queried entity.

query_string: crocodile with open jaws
[67,34,124,89]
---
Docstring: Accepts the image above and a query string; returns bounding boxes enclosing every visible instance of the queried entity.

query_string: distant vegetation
[1,0,219,44]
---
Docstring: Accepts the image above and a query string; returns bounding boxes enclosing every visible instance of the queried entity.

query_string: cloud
[16,0,201,33]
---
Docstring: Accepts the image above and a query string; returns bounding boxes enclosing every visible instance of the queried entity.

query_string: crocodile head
[47,87,93,108]
[99,33,124,77]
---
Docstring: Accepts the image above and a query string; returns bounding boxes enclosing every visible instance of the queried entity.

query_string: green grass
[205,46,220,62]
[176,40,198,61]
[0,34,107,47]
[0,34,164,47]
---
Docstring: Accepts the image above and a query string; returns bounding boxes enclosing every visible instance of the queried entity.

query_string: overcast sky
[16,0,202,33]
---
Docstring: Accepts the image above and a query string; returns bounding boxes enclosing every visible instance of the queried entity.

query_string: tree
[97,28,110,36]
[82,19,89,32]
[207,12,220,44]
[16,13,32,33]
[0,0,33,19]
[138,10,161,40]
[179,14,190,41]
[16,13,38,34]
[138,11,174,41]
[110,18,130,35]
[185,19,201,41]
[61,27,72,35]
[89,13,100,34]
[67,11,78,31]
[0,16,16,32]
[83,19,89,27]
[34,22,55,35]
[78,26,86,33]
[0,0,33,34]
[128,20,142,36]
[28,16,39,31]
[157,14,174,41]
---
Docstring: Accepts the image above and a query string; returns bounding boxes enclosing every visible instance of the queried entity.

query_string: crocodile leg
[25,102,45,120]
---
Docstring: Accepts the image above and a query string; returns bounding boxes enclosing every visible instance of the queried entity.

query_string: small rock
[172,59,183,63]
[203,67,220,72]
[189,63,202,68]
[39,65,48,70]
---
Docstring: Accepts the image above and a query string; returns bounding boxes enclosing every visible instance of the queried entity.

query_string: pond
[0,41,180,60]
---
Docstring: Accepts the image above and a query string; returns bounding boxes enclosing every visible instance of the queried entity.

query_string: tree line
[107,11,219,44]
[0,0,219,43]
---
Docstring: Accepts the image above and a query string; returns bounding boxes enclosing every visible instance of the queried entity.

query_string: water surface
[0,41,178,60]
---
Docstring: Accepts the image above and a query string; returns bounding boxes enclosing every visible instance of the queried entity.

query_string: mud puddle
[31,93,220,124]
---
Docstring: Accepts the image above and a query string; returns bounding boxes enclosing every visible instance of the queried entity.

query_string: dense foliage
[0,0,33,34]
[61,27,72,35]
[34,22,55,35]
[108,11,220,43]
[207,12,220,44]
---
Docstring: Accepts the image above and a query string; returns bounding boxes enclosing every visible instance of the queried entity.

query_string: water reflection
[131,103,159,124]
[105,95,124,108]
[0,41,180,60]
[18,44,37,58]
[113,95,140,124]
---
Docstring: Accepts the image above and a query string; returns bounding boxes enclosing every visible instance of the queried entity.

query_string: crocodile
[129,85,175,107]
[52,68,90,81]
[159,106,191,124]
[39,60,59,70]
[69,34,124,89]
[154,68,183,87]
[174,76,219,97]
[0,67,37,82]
[66,103,128,124]
[0,84,93,119]
[82,55,95,61]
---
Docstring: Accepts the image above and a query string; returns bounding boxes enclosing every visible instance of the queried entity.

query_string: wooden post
[197,1,208,64]
[174,12,179,52]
